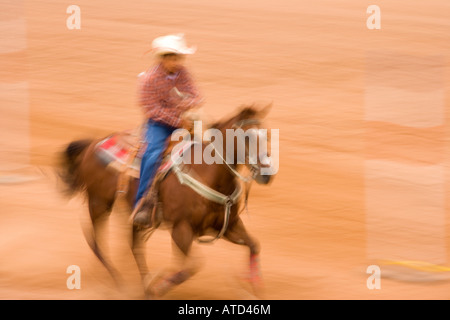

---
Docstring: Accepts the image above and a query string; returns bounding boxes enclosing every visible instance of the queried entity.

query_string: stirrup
[132,201,154,228]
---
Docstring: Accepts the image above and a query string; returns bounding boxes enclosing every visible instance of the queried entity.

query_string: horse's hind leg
[147,220,199,298]
[83,194,122,285]
[224,217,263,292]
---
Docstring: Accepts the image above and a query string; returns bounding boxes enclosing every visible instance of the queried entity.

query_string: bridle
[213,118,263,183]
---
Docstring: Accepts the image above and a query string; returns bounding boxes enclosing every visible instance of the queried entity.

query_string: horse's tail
[58,139,125,286]
[58,139,93,196]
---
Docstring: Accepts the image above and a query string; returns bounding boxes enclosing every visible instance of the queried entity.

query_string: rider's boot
[132,195,155,229]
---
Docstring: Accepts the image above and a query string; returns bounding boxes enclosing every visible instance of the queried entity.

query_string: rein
[217,118,261,183]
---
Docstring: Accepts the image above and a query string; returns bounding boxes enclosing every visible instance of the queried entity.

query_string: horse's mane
[208,104,260,130]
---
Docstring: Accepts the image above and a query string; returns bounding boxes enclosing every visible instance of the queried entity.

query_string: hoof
[144,269,171,299]
[152,279,173,297]
[235,271,265,299]
[250,276,265,297]
[142,273,153,288]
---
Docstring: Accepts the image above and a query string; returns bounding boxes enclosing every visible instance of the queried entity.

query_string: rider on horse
[132,33,203,227]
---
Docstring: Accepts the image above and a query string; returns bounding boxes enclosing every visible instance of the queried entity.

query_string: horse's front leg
[131,225,151,285]
[224,217,263,292]
[146,219,200,298]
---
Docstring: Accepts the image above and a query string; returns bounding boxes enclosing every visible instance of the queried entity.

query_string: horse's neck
[189,142,238,196]
[178,121,240,195]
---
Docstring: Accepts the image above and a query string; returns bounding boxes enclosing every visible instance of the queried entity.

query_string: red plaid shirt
[138,63,202,128]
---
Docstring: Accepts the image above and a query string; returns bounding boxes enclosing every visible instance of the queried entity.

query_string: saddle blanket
[95,131,195,179]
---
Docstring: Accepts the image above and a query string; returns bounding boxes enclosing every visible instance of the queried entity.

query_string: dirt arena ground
[1,0,450,300]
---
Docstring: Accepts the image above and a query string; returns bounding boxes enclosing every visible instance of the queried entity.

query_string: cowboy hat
[151,33,196,56]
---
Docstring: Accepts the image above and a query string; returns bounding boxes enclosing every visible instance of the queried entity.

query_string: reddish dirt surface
[1,0,450,299]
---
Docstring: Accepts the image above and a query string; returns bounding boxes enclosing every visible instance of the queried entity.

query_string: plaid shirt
[138,63,202,128]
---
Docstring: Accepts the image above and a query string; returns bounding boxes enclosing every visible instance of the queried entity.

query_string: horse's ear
[258,102,272,118]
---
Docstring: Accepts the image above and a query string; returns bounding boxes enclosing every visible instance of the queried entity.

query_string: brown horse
[58,103,275,298]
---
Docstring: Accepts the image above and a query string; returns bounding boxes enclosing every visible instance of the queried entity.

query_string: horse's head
[212,103,277,185]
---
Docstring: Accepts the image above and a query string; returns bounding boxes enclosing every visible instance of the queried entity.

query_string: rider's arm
[172,68,204,111]
[138,70,167,121]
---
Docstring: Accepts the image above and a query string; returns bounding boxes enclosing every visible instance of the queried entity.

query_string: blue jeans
[135,120,176,207]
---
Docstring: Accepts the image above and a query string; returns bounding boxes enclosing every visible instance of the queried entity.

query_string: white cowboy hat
[151,33,196,56]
